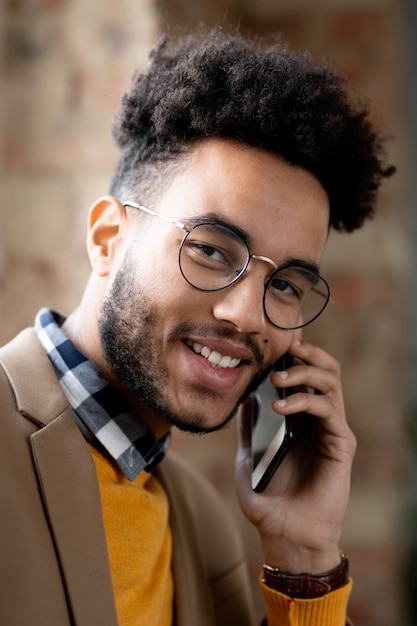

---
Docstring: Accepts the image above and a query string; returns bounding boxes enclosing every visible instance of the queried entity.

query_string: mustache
[169,321,265,368]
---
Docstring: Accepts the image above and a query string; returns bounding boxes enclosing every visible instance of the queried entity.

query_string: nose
[212,266,268,335]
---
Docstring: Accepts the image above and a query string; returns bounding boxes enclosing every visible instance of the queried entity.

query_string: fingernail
[278,370,289,379]
[276,399,287,407]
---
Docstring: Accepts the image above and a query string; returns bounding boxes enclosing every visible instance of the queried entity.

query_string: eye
[193,242,228,263]
[268,275,302,299]
[181,223,247,274]
[183,239,233,270]
[267,266,321,302]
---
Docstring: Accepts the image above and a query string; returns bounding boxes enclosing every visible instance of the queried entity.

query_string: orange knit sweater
[88,443,173,626]
[260,576,352,626]
[89,443,351,626]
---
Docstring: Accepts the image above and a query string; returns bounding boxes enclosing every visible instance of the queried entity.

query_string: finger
[289,338,341,373]
[273,391,338,420]
[272,340,342,398]
[273,364,341,397]
[273,393,354,459]
[274,395,356,462]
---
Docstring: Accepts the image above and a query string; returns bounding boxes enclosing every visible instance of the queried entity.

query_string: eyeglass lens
[179,223,329,330]
[179,223,249,290]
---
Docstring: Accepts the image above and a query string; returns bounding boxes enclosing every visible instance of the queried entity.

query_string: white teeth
[208,350,222,366]
[218,355,232,368]
[185,340,241,369]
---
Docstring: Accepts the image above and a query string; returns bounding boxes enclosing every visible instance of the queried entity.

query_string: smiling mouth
[185,339,242,369]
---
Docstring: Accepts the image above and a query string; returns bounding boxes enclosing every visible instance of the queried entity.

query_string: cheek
[139,233,185,287]
[142,259,194,307]
[268,332,294,365]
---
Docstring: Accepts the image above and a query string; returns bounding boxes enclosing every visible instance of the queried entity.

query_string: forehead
[153,139,330,264]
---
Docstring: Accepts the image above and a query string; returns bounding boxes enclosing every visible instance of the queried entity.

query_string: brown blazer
[0,329,255,626]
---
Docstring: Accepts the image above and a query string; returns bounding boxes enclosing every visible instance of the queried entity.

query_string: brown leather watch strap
[262,552,349,599]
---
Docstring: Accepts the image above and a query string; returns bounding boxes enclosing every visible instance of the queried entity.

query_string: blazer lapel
[156,456,216,626]
[31,413,118,626]
[1,329,118,626]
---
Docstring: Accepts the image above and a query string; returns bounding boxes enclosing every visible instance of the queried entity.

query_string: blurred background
[1,0,415,624]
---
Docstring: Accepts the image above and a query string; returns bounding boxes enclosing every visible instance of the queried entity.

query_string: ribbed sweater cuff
[260,574,353,626]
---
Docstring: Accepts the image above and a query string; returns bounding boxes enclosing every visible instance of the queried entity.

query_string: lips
[185,339,241,369]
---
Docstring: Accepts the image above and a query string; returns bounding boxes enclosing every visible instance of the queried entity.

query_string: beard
[99,260,271,435]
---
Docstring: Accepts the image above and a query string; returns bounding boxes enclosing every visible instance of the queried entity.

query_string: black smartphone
[251,354,295,492]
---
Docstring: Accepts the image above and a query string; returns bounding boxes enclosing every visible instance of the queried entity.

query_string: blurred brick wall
[1,1,409,625]
[1,0,159,333]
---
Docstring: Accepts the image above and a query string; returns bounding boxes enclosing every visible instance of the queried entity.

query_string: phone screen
[251,355,295,492]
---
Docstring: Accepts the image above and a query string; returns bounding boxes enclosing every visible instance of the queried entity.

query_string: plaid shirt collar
[34,308,170,481]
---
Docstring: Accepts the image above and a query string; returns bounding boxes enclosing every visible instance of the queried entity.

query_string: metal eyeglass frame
[122,199,330,330]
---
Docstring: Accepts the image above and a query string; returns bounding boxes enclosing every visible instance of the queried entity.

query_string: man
[0,27,393,626]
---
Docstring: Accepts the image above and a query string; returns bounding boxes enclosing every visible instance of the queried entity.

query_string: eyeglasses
[123,200,330,330]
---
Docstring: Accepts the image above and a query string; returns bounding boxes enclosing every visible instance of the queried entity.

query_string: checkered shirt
[34,308,169,481]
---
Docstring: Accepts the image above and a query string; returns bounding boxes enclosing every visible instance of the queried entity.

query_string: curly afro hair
[110,27,394,233]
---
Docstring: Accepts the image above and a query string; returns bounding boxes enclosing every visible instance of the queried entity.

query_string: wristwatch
[262,552,349,599]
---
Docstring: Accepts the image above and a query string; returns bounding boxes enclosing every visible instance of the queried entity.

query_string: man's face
[99,139,330,434]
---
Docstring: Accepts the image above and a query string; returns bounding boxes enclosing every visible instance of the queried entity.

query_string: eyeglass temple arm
[122,200,189,231]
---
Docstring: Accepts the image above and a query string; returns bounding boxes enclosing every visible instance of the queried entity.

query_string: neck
[63,301,171,442]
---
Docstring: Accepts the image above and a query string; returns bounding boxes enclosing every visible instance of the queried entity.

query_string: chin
[165,402,239,435]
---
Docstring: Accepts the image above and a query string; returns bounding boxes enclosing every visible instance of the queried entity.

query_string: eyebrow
[182,211,322,276]
[183,212,250,243]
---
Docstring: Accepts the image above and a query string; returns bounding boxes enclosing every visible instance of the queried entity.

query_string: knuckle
[345,429,357,454]
[328,357,341,377]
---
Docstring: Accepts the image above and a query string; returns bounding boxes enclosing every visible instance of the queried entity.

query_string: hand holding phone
[251,354,295,492]
[236,339,355,577]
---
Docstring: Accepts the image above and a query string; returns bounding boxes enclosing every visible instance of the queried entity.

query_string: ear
[87,196,128,276]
